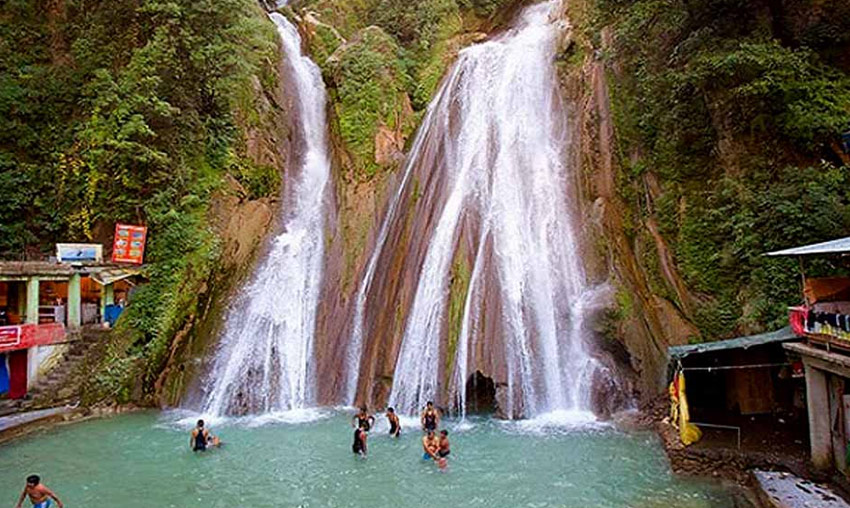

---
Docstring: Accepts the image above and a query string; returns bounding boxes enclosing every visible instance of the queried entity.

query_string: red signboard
[0,326,20,347]
[0,323,65,354]
[112,223,147,264]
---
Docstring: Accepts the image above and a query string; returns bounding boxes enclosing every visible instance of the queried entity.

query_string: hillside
[2,0,849,407]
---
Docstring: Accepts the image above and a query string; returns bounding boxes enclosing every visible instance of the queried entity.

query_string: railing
[691,422,742,450]
[789,306,850,351]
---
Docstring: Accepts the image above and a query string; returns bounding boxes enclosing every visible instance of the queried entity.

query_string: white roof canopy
[765,237,850,257]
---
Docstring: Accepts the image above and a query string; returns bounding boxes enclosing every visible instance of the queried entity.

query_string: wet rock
[753,470,850,508]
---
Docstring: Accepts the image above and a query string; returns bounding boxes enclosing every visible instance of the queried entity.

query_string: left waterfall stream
[191,12,331,417]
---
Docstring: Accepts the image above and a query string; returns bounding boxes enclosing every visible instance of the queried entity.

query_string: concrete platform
[0,406,73,437]
[754,470,849,508]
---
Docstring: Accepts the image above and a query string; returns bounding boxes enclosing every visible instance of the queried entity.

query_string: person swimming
[387,407,401,437]
[421,401,439,432]
[15,475,63,508]
[351,406,375,431]
[352,421,368,457]
[422,429,440,460]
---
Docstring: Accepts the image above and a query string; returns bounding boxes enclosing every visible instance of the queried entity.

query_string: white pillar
[26,276,39,324]
[804,363,832,469]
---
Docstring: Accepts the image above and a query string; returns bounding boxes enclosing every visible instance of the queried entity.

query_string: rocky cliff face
[552,0,850,407]
[555,18,689,404]
[294,0,646,414]
[288,1,533,406]
[155,51,294,407]
[162,0,849,413]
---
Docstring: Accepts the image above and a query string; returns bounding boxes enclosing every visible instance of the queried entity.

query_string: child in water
[352,420,368,457]
[386,407,401,437]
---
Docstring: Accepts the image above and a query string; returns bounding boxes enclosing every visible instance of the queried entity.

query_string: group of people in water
[187,403,450,468]
[351,401,451,468]
[12,404,450,507]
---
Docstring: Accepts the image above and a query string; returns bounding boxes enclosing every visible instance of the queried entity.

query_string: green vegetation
[329,26,414,179]
[301,0,522,177]
[456,0,520,18]
[1,0,282,402]
[445,250,472,386]
[589,0,850,338]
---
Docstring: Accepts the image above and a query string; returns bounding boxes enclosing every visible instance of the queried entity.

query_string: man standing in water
[351,406,375,431]
[352,420,368,457]
[190,419,220,451]
[421,401,439,432]
[386,407,401,437]
[15,475,63,508]
[422,429,440,460]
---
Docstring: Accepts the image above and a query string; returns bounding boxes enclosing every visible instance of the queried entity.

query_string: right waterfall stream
[348,0,605,419]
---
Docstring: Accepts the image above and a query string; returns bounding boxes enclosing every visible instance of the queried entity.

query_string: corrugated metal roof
[89,266,142,286]
[668,327,797,359]
[765,237,850,257]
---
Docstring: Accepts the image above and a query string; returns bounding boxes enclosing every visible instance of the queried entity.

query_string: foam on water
[167,407,330,430]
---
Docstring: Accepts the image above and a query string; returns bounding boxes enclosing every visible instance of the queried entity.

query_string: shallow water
[0,411,737,507]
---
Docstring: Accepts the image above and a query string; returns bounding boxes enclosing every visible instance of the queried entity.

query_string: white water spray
[379,1,601,417]
[199,13,330,416]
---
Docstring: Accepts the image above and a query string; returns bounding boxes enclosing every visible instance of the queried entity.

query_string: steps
[0,327,110,415]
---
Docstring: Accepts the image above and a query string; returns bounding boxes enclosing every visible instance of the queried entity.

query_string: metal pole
[690,422,742,450]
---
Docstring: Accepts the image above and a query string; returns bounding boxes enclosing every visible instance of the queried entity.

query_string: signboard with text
[112,224,147,264]
[56,243,103,263]
[0,326,20,348]
[0,324,65,354]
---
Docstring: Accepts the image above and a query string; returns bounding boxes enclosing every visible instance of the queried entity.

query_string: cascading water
[350,0,601,418]
[198,13,330,416]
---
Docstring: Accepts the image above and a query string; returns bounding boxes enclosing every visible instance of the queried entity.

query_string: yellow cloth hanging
[669,369,701,446]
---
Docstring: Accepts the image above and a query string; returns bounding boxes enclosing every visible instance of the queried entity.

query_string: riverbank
[0,403,140,446]
[643,396,850,507]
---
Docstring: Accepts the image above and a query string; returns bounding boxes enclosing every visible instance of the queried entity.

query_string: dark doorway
[465,371,496,414]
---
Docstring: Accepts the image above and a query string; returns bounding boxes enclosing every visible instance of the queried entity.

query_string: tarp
[765,236,850,257]
[804,277,850,303]
[668,327,797,359]
[0,353,8,395]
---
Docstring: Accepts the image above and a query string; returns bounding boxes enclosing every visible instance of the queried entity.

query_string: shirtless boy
[422,429,440,460]
[15,475,63,508]
[438,429,451,458]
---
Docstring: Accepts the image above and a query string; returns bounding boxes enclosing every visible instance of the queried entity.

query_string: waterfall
[199,13,330,416]
[349,0,599,418]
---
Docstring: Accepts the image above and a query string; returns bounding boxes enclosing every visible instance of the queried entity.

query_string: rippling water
[0,411,740,507]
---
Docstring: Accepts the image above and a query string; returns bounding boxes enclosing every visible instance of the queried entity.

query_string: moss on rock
[328,26,416,180]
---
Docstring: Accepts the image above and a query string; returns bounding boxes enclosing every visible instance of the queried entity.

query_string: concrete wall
[26,343,69,390]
